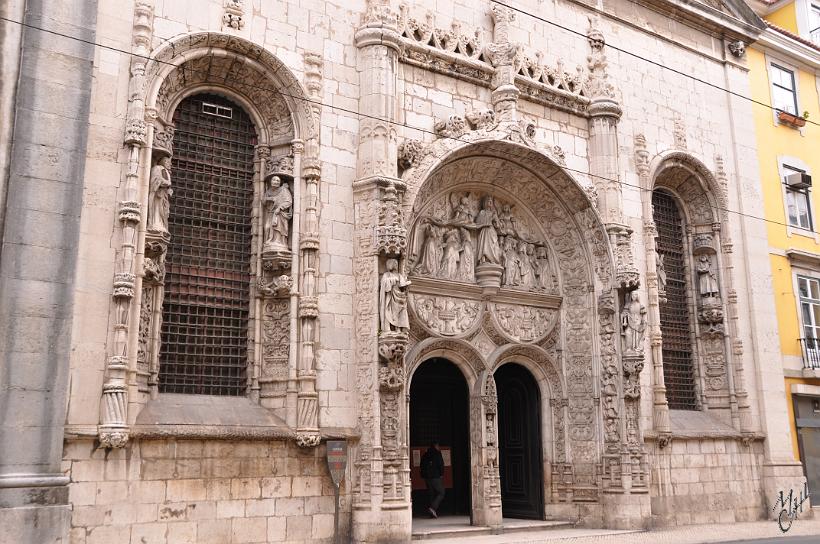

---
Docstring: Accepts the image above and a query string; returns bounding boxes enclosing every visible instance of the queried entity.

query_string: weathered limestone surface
[0,0,98,543]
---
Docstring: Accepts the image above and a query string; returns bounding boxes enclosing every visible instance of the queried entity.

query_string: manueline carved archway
[399,137,618,510]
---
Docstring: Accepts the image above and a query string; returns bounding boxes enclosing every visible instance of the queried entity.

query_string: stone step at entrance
[411,516,575,540]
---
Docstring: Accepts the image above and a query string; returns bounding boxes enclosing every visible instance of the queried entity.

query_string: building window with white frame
[811,3,820,45]
[771,63,799,115]
[785,165,813,231]
[799,276,820,368]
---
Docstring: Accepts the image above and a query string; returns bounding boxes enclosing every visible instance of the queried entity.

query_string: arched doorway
[409,358,471,518]
[495,363,544,519]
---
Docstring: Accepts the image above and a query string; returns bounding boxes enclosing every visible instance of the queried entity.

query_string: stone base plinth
[0,504,70,544]
[352,507,411,543]
[475,263,503,291]
[601,492,651,529]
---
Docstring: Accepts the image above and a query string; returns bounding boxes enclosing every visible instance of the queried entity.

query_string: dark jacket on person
[420,447,444,479]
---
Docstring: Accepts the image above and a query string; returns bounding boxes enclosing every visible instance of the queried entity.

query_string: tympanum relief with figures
[406,189,560,344]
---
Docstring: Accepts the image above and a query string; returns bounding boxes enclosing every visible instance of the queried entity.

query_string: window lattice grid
[158,94,258,396]
[653,189,699,410]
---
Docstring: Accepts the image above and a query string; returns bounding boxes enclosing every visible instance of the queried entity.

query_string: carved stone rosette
[99,1,155,447]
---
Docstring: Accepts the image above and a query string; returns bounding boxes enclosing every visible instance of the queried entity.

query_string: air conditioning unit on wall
[786,172,812,189]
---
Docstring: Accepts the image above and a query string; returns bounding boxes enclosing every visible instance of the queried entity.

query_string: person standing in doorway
[420,442,445,518]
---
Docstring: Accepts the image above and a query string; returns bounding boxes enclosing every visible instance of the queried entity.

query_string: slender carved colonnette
[98,0,155,448]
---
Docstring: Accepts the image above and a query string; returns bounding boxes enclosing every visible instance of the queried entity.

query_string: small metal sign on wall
[326,440,347,544]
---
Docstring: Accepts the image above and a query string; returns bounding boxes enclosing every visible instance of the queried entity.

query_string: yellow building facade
[749,0,820,493]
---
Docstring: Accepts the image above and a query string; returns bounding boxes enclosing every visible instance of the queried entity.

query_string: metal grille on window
[653,189,698,410]
[158,94,258,395]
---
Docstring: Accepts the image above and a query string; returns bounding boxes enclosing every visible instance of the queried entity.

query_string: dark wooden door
[496,363,543,519]
[409,358,471,517]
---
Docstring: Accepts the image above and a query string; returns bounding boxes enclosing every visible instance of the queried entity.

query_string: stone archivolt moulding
[396,5,591,116]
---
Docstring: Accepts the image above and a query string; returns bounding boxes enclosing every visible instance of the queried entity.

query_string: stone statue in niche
[380,258,411,333]
[475,196,503,265]
[263,174,293,251]
[147,156,172,234]
[656,252,667,291]
[697,254,719,298]
[622,291,647,354]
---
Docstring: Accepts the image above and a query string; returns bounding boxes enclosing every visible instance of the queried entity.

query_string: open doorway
[495,363,544,520]
[409,358,471,518]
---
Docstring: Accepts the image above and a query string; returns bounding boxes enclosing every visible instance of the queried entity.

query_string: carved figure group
[411,192,552,290]
[622,291,646,354]
[380,258,411,333]
[263,174,293,251]
[147,156,173,234]
[697,254,719,299]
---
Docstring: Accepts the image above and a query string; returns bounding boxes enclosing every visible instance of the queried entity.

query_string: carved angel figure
[697,254,719,298]
[450,192,475,223]
[622,291,647,354]
[379,258,411,332]
[475,196,502,265]
[497,204,518,238]
[147,156,172,233]
[263,175,293,250]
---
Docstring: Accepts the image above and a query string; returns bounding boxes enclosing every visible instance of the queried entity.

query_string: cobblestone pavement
[427,518,820,543]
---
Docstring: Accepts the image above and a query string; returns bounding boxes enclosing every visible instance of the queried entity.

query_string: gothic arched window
[653,189,698,410]
[158,93,258,395]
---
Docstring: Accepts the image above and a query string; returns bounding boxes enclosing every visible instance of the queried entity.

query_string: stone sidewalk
[422,518,820,543]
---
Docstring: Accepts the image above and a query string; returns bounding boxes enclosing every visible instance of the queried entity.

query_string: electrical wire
[0,13,817,235]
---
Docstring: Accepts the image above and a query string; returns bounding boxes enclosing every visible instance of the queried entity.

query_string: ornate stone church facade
[0,0,809,542]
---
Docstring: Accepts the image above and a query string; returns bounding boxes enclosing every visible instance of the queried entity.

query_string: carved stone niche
[609,224,639,291]
[376,181,407,257]
[152,124,175,158]
[692,232,715,255]
[259,155,295,297]
[378,331,408,390]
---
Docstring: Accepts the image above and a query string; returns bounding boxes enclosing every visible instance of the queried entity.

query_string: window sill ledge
[64,394,361,442]
[645,409,761,441]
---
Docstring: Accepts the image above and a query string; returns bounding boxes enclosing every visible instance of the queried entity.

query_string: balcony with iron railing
[800,337,820,370]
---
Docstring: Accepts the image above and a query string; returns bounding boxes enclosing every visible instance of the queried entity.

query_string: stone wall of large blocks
[64,440,345,544]
[649,439,766,526]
